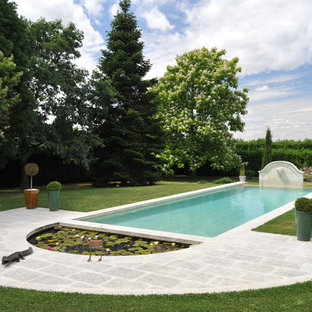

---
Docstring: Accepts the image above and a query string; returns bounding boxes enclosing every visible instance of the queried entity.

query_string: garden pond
[27,225,190,256]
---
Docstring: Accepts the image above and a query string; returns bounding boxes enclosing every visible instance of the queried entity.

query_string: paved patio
[1,202,312,295]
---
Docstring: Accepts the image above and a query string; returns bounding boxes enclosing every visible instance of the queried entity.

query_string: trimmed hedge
[1,139,312,188]
[235,139,312,173]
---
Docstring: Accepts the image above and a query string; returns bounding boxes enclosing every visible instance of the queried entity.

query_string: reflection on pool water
[83,186,311,237]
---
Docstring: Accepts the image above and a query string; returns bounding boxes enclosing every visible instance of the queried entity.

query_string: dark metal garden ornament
[87,239,104,262]
[2,247,33,266]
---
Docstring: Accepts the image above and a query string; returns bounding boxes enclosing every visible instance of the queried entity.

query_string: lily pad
[27,226,190,256]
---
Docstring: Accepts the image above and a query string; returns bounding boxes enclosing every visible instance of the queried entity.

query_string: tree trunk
[20,160,28,189]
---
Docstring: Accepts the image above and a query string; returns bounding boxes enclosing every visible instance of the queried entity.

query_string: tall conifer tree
[262,128,272,169]
[91,0,162,186]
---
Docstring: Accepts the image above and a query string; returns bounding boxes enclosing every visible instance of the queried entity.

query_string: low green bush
[245,169,257,177]
[295,197,312,212]
[212,177,234,184]
[46,181,62,192]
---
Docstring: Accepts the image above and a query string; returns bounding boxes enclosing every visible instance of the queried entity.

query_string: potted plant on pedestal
[46,181,62,211]
[24,163,40,209]
[295,197,312,241]
[239,162,248,182]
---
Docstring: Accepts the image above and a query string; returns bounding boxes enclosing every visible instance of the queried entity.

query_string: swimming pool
[83,186,311,237]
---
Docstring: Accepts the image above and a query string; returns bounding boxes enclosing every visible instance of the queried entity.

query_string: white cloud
[249,86,298,102]
[142,8,173,31]
[184,0,312,74]
[13,0,72,21]
[255,86,270,92]
[82,0,104,17]
[245,74,300,87]
[110,2,119,17]
[143,31,187,79]
[235,97,312,140]
[13,0,105,72]
[143,0,312,78]
[10,0,312,142]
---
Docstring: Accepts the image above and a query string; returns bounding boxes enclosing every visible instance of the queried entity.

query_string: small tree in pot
[46,181,62,211]
[295,197,312,241]
[24,163,39,209]
[239,162,248,182]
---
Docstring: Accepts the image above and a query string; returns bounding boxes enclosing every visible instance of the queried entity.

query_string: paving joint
[0,204,312,295]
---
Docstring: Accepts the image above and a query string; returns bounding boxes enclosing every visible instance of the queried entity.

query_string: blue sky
[13,0,312,141]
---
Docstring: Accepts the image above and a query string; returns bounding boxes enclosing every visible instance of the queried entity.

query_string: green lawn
[253,182,312,236]
[0,179,219,212]
[1,177,312,311]
[1,281,312,312]
[253,209,297,236]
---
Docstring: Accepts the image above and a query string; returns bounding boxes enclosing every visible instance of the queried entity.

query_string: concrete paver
[0,201,312,295]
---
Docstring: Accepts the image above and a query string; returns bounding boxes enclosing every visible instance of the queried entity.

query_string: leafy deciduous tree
[0,51,23,163]
[0,0,34,181]
[28,18,99,169]
[0,51,22,115]
[150,47,248,175]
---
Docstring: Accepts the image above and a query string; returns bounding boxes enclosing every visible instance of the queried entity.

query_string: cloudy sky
[13,0,312,141]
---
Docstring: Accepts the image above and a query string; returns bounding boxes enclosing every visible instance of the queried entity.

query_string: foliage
[239,161,248,176]
[212,177,235,184]
[0,51,22,115]
[235,139,312,173]
[0,51,23,159]
[302,167,312,182]
[29,226,188,256]
[24,163,39,189]
[28,18,99,169]
[295,197,312,212]
[0,3,101,183]
[150,47,248,175]
[24,163,39,177]
[91,0,163,186]
[261,128,272,169]
[46,181,62,191]
[0,0,35,171]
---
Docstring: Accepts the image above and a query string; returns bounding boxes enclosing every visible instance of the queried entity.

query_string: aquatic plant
[28,226,190,257]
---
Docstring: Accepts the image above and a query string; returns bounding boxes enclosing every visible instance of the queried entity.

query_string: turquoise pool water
[84,186,311,237]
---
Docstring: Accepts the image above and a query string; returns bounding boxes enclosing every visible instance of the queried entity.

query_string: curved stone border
[1,190,312,295]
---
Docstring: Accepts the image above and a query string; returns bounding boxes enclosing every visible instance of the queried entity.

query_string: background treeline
[1,139,312,188]
[1,1,311,189]
[180,139,312,177]
[0,153,90,188]
[234,139,312,176]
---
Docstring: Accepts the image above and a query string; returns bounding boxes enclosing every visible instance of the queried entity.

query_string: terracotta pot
[24,189,40,209]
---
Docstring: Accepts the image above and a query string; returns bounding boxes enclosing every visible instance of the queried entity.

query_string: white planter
[239,176,246,182]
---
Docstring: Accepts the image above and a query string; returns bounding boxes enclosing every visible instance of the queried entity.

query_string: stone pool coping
[72,182,244,244]
[1,184,312,295]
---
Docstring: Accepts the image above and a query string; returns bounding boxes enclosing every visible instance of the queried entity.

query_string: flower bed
[302,167,312,182]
